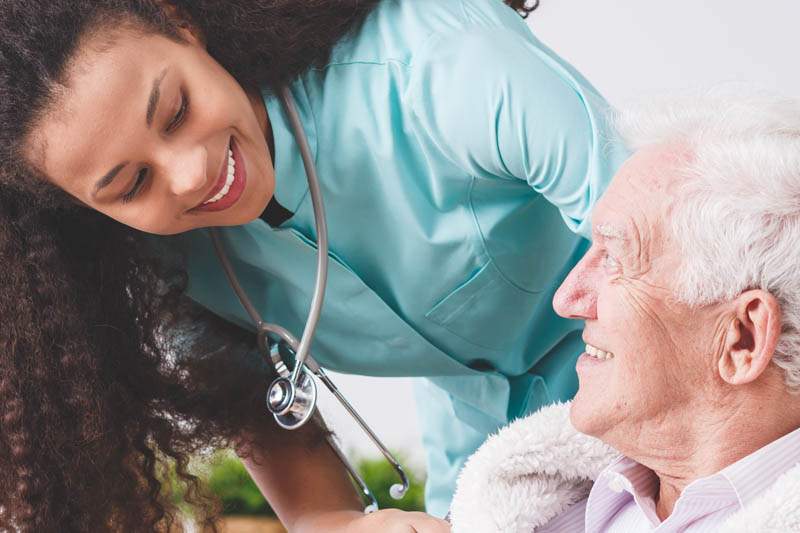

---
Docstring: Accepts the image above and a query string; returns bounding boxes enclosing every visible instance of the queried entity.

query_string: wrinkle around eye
[617,279,666,328]
[602,253,621,273]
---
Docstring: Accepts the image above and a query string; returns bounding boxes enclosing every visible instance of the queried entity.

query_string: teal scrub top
[174,0,629,516]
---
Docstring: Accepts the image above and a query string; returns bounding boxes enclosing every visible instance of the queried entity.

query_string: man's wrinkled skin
[553,143,798,519]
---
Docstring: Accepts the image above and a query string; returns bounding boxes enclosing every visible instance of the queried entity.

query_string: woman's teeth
[203,148,236,205]
[585,343,615,360]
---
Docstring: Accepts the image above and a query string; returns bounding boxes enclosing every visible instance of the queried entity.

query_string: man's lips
[580,337,615,361]
[582,338,610,351]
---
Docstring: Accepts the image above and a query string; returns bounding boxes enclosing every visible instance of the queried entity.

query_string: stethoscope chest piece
[267,370,318,430]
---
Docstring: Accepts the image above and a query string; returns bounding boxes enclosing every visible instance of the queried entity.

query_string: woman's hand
[238,425,449,533]
[294,509,450,533]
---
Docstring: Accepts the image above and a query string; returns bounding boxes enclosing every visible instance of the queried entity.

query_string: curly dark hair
[0,0,537,531]
[507,0,540,18]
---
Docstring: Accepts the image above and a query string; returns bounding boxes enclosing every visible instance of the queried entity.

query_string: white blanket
[449,402,800,532]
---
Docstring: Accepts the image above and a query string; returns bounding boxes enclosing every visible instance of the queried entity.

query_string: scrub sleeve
[405,25,626,516]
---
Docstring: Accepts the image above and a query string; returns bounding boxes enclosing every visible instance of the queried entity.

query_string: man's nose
[163,144,208,197]
[552,259,597,320]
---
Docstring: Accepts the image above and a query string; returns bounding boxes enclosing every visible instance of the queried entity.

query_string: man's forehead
[618,143,691,190]
[591,143,690,245]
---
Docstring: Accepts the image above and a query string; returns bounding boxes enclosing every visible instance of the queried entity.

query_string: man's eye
[601,251,621,272]
[122,168,148,204]
[166,92,189,133]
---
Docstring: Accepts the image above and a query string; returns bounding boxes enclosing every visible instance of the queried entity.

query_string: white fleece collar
[449,402,800,532]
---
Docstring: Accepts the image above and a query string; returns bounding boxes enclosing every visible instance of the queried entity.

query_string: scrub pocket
[427,370,551,435]
[424,259,544,351]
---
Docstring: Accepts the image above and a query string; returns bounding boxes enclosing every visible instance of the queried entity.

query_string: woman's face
[26,25,275,235]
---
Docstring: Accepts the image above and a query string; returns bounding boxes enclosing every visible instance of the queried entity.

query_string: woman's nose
[552,259,598,320]
[163,144,208,197]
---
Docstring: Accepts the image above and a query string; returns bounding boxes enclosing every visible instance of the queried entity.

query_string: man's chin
[569,392,611,437]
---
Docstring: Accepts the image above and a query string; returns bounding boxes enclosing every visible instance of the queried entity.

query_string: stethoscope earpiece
[390,483,408,500]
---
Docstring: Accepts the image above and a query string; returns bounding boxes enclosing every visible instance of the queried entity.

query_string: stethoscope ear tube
[315,369,410,501]
[207,88,410,513]
[278,86,328,387]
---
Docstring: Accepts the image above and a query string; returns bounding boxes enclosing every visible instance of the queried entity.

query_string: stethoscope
[209,87,409,513]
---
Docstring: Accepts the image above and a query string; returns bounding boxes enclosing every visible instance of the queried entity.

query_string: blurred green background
[170,451,426,517]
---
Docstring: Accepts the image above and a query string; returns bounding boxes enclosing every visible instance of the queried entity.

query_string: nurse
[0,0,628,531]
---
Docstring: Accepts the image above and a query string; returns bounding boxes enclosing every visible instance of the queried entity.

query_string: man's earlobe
[718,290,781,385]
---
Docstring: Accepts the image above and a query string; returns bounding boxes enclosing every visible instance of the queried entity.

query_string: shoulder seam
[310,57,412,72]
[458,0,472,24]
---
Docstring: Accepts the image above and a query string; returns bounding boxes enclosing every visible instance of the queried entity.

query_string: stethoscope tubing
[278,86,329,386]
[208,88,409,512]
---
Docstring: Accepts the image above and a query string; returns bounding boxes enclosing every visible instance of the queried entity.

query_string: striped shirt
[538,425,800,532]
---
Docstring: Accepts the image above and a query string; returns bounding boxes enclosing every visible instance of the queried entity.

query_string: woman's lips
[191,137,247,213]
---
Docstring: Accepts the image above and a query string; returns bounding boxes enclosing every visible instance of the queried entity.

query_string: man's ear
[718,290,782,385]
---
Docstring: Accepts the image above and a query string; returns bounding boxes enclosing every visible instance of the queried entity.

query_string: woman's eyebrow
[146,68,169,128]
[92,162,128,197]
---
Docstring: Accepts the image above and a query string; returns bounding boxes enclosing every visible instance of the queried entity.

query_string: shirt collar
[591,456,662,527]
[716,424,800,507]
[586,425,800,531]
[262,80,317,216]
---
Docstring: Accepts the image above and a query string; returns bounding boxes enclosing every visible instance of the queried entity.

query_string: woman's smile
[190,136,248,213]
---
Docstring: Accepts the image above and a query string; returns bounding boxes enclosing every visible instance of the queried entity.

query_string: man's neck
[614,381,800,520]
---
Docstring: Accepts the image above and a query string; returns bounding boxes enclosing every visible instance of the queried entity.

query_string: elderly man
[449,92,800,532]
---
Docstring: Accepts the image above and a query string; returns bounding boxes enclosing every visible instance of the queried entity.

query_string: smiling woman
[29,20,276,234]
[0,1,380,530]
[0,0,625,531]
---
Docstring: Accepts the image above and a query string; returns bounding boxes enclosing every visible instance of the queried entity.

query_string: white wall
[531,0,800,103]
[319,0,800,469]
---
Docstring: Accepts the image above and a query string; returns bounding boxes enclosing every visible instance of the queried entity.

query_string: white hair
[614,87,800,390]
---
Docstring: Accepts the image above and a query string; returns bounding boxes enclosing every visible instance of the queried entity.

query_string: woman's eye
[122,168,148,204]
[166,92,189,133]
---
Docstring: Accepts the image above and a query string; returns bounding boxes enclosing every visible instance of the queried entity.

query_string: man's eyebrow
[594,222,627,241]
[146,68,169,129]
[92,162,128,197]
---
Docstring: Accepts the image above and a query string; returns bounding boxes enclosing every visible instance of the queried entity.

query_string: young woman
[0,0,628,531]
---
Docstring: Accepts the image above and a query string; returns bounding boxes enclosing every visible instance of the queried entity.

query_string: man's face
[553,145,730,444]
